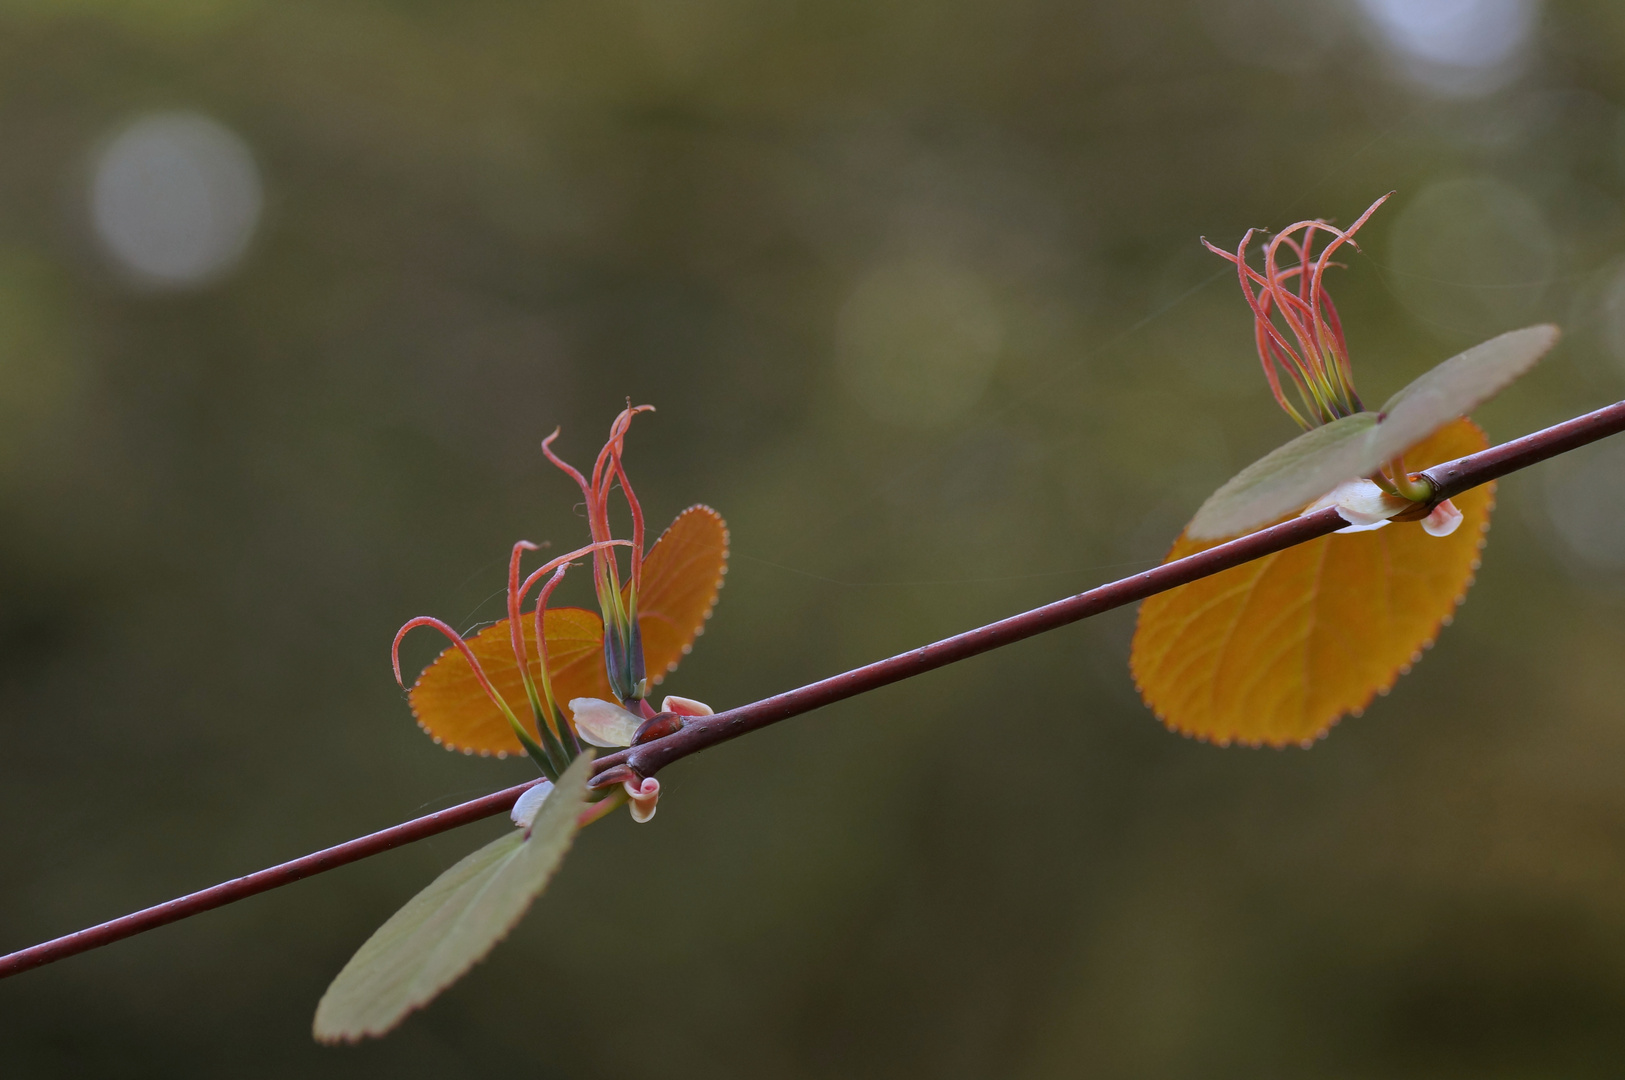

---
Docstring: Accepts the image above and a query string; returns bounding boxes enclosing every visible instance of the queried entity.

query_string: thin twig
[4,397,1623,981]
[0,780,544,979]
[600,398,1625,781]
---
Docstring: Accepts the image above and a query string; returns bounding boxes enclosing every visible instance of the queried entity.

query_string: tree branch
[0,781,544,979]
[598,398,1625,782]
[4,397,1623,981]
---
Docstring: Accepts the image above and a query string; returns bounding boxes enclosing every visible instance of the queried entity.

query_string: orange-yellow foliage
[1130,419,1492,747]
[409,505,728,756]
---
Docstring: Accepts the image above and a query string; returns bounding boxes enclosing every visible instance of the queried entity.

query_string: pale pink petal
[660,695,714,717]
[569,697,642,748]
[1422,498,1464,537]
[1302,479,1409,532]
[625,777,660,824]
[509,780,554,828]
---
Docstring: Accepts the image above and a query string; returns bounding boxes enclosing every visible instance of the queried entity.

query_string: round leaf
[312,752,594,1043]
[410,606,609,757]
[1187,325,1556,541]
[628,504,730,682]
[1187,412,1379,541]
[1373,323,1559,465]
[1132,419,1493,746]
[409,505,728,756]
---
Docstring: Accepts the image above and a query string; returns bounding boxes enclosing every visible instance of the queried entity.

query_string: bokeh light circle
[1355,0,1539,96]
[90,111,263,288]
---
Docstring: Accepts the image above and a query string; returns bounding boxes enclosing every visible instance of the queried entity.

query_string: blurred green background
[4,1,1625,1076]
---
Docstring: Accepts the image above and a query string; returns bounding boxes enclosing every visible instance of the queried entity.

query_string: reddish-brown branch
[0,780,544,979]
[4,397,1624,982]
[592,507,1346,780]
[598,396,1625,781]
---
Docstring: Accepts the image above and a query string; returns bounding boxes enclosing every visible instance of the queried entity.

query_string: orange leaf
[1130,417,1493,747]
[409,608,611,757]
[407,505,728,756]
[631,504,729,685]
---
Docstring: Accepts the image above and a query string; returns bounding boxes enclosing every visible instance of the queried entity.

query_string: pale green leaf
[1186,412,1380,540]
[312,752,595,1043]
[1185,325,1558,541]
[1373,324,1559,465]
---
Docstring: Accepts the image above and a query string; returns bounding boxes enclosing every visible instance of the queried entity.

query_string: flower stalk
[542,404,656,704]
[1202,195,1388,430]
[1203,193,1472,528]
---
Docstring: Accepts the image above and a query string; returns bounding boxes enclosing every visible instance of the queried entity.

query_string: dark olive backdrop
[4,1,1625,1077]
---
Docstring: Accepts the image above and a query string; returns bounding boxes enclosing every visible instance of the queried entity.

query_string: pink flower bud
[660,695,714,716]
[1421,498,1463,537]
[624,777,660,824]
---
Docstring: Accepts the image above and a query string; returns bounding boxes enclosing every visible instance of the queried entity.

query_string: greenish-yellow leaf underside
[312,753,594,1043]
[1187,412,1379,541]
[1188,324,1557,541]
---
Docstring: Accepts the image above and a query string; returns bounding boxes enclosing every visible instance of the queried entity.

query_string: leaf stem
[1385,454,1433,504]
